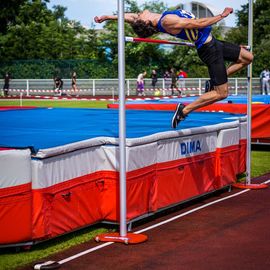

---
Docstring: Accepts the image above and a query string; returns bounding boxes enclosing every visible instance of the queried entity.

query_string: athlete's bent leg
[182,83,228,115]
[227,47,254,76]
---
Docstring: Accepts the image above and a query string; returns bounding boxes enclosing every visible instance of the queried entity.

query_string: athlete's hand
[94,16,107,23]
[221,7,233,18]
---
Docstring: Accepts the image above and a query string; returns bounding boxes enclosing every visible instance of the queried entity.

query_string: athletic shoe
[171,103,187,129]
[205,80,214,93]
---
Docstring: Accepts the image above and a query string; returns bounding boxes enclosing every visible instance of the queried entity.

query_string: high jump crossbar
[126,36,251,50]
[125,36,195,47]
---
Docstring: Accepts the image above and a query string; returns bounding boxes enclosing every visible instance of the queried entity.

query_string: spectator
[170,68,178,95]
[137,71,147,96]
[151,69,158,90]
[177,69,188,90]
[3,72,11,97]
[54,76,64,96]
[260,68,270,95]
[71,71,78,96]
[163,70,171,91]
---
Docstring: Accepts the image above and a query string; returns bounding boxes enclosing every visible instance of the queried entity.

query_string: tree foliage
[0,0,99,61]
[0,0,28,34]
[0,0,102,78]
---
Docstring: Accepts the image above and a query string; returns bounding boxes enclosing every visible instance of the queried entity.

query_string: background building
[175,1,225,26]
[174,0,232,36]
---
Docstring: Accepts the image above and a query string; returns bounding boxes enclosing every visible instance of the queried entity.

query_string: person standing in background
[170,68,178,95]
[151,69,158,90]
[3,72,11,97]
[177,69,188,91]
[163,70,171,91]
[260,68,270,95]
[137,71,147,96]
[54,76,64,96]
[71,71,78,97]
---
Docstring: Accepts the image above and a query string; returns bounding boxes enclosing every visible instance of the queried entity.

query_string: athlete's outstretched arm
[162,7,233,33]
[94,13,138,24]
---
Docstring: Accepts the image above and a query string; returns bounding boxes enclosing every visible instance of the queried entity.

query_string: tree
[0,0,28,34]
[0,0,103,78]
[0,1,100,61]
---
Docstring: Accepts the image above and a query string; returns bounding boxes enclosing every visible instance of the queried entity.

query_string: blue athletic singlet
[157,10,212,49]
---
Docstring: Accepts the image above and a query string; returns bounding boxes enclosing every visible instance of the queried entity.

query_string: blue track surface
[0,108,243,152]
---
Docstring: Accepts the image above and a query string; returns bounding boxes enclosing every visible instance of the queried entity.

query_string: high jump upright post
[233,0,267,190]
[246,0,253,185]
[118,0,127,239]
[95,0,147,244]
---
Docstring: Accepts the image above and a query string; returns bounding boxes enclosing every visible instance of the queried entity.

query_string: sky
[47,0,249,29]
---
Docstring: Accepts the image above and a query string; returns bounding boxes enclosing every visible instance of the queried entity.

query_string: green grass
[0,99,269,269]
[0,99,112,108]
[250,150,270,178]
[0,227,109,270]
[235,149,270,182]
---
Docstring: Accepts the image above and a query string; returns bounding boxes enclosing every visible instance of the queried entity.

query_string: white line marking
[56,180,269,265]
[59,242,113,264]
[263,179,270,184]
[135,189,250,234]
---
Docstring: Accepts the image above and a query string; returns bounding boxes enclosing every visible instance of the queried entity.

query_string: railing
[1,77,262,97]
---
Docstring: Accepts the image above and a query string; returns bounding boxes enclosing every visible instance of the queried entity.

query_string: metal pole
[127,79,130,96]
[93,79,96,96]
[26,79,30,96]
[118,0,127,237]
[246,0,253,184]
[20,92,23,107]
[94,1,147,244]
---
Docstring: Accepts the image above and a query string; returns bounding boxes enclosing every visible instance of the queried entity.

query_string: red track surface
[0,106,36,111]
[21,174,270,270]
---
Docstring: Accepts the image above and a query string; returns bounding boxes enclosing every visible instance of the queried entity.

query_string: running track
[23,174,270,270]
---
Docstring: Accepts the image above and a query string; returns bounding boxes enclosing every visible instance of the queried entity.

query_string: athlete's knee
[216,92,228,101]
[215,84,229,100]
[245,51,254,64]
[240,49,254,65]
[249,52,254,63]
[211,91,227,103]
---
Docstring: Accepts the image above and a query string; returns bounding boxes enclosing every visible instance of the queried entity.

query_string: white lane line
[57,180,269,265]
[135,189,250,234]
[59,242,113,264]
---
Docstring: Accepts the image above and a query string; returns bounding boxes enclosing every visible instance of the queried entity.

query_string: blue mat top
[127,95,270,105]
[0,107,243,153]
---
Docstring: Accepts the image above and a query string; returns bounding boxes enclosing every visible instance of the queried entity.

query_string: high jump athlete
[94,7,253,128]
